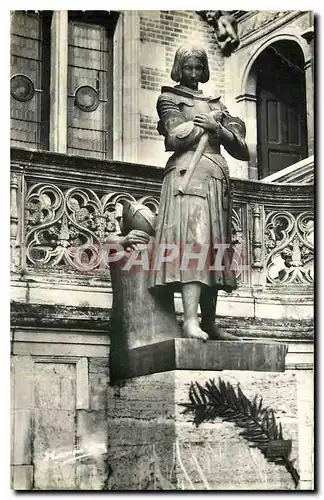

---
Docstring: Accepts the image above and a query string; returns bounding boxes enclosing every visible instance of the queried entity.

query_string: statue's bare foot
[201,322,241,341]
[183,319,209,341]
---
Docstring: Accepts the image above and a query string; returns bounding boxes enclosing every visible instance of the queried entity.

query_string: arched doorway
[254,41,308,179]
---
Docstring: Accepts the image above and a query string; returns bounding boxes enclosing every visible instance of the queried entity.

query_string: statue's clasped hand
[193,111,223,136]
[122,229,150,252]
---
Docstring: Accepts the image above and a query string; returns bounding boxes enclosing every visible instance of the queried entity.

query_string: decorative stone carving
[197,11,240,56]
[10,173,20,271]
[238,11,287,40]
[24,181,243,275]
[231,205,245,281]
[252,204,262,269]
[25,183,159,270]
[265,210,314,284]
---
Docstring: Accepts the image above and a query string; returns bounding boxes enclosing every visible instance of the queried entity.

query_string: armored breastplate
[161,85,223,120]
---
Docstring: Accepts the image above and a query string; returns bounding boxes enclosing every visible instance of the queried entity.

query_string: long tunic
[149,84,249,293]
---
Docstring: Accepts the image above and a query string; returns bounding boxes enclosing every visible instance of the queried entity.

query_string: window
[10,10,119,160]
[67,13,115,159]
[10,11,51,150]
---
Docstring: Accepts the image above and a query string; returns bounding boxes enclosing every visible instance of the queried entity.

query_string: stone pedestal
[107,340,299,490]
[110,338,287,382]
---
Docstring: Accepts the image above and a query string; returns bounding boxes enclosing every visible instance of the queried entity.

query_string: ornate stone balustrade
[11,148,313,295]
[262,156,314,185]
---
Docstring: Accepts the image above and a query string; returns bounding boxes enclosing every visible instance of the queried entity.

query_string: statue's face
[206,11,217,23]
[180,56,204,89]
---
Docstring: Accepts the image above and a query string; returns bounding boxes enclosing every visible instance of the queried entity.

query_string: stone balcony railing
[10,147,314,325]
[262,156,314,185]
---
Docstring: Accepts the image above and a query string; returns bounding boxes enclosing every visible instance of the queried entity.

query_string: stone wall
[11,322,313,490]
[107,369,313,490]
[11,328,110,490]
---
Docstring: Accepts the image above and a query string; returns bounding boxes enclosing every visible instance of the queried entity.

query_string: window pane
[10,11,50,150]
[67,19,112,159]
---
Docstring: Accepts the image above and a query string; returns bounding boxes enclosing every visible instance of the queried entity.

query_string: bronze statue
[149,44,249,341]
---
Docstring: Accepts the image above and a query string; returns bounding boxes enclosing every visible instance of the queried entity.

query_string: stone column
[113,14,124,161]
[236,93,258,180]
[122,11,140,163]
[224,55,250,180]
[304,57,314,156]
[301,26,314,157]
[49,11,68,153]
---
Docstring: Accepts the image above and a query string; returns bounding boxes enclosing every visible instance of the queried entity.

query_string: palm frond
[179,378,299,488]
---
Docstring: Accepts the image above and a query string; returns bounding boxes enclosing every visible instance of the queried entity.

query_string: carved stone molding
[265,210,313,285]
[262,156,314,185]
[239,11,285,38]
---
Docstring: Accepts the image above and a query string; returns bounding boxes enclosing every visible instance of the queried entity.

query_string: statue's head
[171,44,210,86]
[205,11,221,24]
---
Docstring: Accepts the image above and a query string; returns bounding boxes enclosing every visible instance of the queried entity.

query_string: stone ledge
[110,338,288,382]
[10,301,110,331]
[11,302,313,340]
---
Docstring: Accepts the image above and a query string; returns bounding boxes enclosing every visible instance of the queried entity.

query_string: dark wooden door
[256,48,308,179]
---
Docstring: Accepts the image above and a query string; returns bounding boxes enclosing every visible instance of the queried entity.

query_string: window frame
[66,11,118,160]
[10,10,52,151]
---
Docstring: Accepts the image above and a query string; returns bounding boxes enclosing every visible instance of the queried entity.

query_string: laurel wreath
[180,378,300,488]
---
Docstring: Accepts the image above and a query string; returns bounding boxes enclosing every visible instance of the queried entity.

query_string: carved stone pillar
[10,173,20,271]
[49,11,68,153]
[236,93,258,180]
[251,204,262,269]
[122,11,140,163]
[301,26,314,157]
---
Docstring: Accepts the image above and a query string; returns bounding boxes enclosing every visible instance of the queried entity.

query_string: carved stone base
[109,338,288,382]
[107,365,300,490]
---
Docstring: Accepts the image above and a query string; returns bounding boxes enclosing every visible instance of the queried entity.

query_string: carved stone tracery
[265,210,313,284]
[231,205,245,281]
[24,182,245,277]
[25,183,313,286]
[25,183,159,270]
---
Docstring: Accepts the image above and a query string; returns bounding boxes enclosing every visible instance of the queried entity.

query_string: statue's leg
[200,288,218,336]
[164,287,176,313]
[182,282,209,341]
[200,287,240,340]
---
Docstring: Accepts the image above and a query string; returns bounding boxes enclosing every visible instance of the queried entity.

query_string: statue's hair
[170,44,210,83]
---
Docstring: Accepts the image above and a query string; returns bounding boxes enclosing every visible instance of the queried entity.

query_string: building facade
[10,10,314,490]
